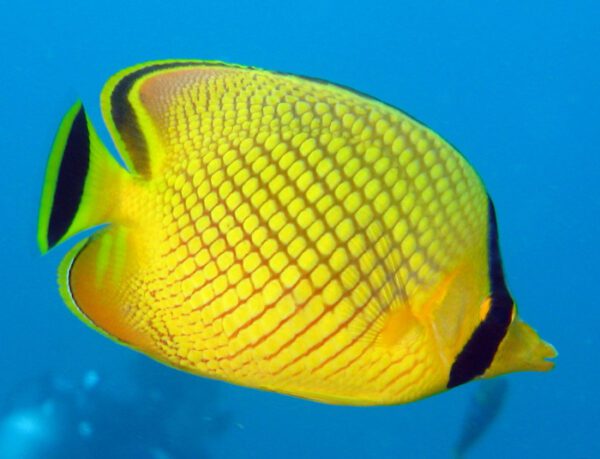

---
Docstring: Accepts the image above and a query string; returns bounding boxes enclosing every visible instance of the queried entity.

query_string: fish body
[38,61,555,405]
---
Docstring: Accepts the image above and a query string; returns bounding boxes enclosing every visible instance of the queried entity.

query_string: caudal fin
[38,102,126,253]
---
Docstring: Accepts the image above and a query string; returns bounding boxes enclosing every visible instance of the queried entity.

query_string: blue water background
[1,1,598,457]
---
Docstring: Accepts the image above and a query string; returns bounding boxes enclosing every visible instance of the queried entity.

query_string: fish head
[484,313,556,378]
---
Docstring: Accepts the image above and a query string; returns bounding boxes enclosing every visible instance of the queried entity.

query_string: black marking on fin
[111,60,473,179]
[111,61,436,175]
[447,198,513,389]
[110,61,206,176]
[47,107,90,249]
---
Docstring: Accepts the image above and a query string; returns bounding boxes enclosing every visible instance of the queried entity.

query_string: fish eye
[479,297,492,321]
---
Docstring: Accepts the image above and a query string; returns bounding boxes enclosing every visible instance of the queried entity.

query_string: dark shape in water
[454,378,509,459]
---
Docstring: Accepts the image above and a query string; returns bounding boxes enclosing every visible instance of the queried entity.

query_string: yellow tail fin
[38,102,127,253]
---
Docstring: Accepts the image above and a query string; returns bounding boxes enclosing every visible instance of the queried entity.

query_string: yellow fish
[38,60,556,405]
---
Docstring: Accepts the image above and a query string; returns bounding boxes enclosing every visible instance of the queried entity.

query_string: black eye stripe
[447,197,513,389]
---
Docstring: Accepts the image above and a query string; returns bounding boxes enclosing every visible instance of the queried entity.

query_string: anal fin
[59,226,154,353]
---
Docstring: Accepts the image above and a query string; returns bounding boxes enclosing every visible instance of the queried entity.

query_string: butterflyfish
[38,61,556,405]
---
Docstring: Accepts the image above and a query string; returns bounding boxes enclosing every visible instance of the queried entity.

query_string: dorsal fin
[100,60,249,178]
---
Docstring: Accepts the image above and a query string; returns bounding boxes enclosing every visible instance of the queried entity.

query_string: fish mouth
[536,339,558,371]
[484,318,557,377]
[519,321,557,372]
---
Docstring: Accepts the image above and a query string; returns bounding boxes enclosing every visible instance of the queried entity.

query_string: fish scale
[120,68,485,400]
[38,61,555,406]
